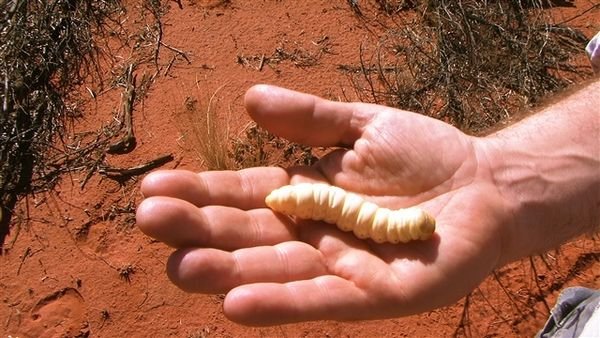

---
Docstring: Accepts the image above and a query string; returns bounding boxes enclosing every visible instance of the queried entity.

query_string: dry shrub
[375,0,417,14]
[0,0,185,247]
[231,123,318,169]
[0,0,122,247]
[344,0,591,132]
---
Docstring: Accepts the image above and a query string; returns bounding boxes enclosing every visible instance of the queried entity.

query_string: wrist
[478,112,600,266]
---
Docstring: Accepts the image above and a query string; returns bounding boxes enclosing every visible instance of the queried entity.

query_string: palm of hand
[137,85,506,325]
[283,105,504,321]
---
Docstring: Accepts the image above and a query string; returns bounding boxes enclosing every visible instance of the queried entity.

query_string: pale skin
[136,79,599,326]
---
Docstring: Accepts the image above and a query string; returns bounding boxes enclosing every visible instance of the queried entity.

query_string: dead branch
[98,154,174,179]
[108,64,137,154]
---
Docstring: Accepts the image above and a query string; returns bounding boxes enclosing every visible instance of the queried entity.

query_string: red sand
[1,1,598,337]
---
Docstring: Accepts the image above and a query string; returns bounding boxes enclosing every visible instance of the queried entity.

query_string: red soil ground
[1,1,598,337]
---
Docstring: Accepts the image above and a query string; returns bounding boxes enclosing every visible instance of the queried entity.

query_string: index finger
[245,84,372,147]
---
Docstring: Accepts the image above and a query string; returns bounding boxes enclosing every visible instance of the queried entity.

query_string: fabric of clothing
[537,287,600,338]
[586,31,600,73]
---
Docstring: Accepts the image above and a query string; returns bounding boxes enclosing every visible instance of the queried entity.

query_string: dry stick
[494,267,550,317]
[80,153,106,190]
[529,256,552,314]
[122,65,135,142]
[108,64,136,154]
[375,44,395,102]
[359,43,378,104]
[537,252,555,271]
[163,54,177,76]
[555,3,600,25]
[453,294,473,338]
[16,246,30,275]
[474,287,511,326]
[258,54,266,71]
[457,0,477,65]
[492,270,523,314]
[3,73,8,112]
[98,154,174,179]
[159,41,191,64]
[347,0,362,17]
[1,195,23,253]
[157,39,192,77]
[149,2,163,72]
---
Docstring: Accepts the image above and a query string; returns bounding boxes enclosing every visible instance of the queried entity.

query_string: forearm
[479,78,600,265]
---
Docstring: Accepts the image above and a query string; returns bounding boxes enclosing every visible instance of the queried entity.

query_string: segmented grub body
[265,183,436,243]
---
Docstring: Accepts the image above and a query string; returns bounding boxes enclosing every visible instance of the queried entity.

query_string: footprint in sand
[20,287,89,338]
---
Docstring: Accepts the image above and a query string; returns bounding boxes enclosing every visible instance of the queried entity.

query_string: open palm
[136,85,510,325]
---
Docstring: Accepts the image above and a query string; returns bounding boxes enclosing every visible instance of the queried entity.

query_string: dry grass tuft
[177,87,319,171]
[178,86,233,171]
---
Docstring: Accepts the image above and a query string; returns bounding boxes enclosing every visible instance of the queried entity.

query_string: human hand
[136,84,511,325]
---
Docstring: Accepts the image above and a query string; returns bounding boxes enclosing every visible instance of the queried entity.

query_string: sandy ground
[1,1,598,337]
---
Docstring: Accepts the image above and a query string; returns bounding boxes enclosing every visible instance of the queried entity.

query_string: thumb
[244,85,370,147]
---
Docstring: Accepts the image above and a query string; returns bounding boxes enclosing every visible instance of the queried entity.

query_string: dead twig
[555,3,599,25]
[16,246,31,275]
[80,153,106,190]
[529,256,552,314]
[453,294,473,338]
[164,54,177,76]
[160,41,191,64]
[108,64,137,154]
[347,0,363,16]
[98,154,174,179]
[258,54,266,71]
